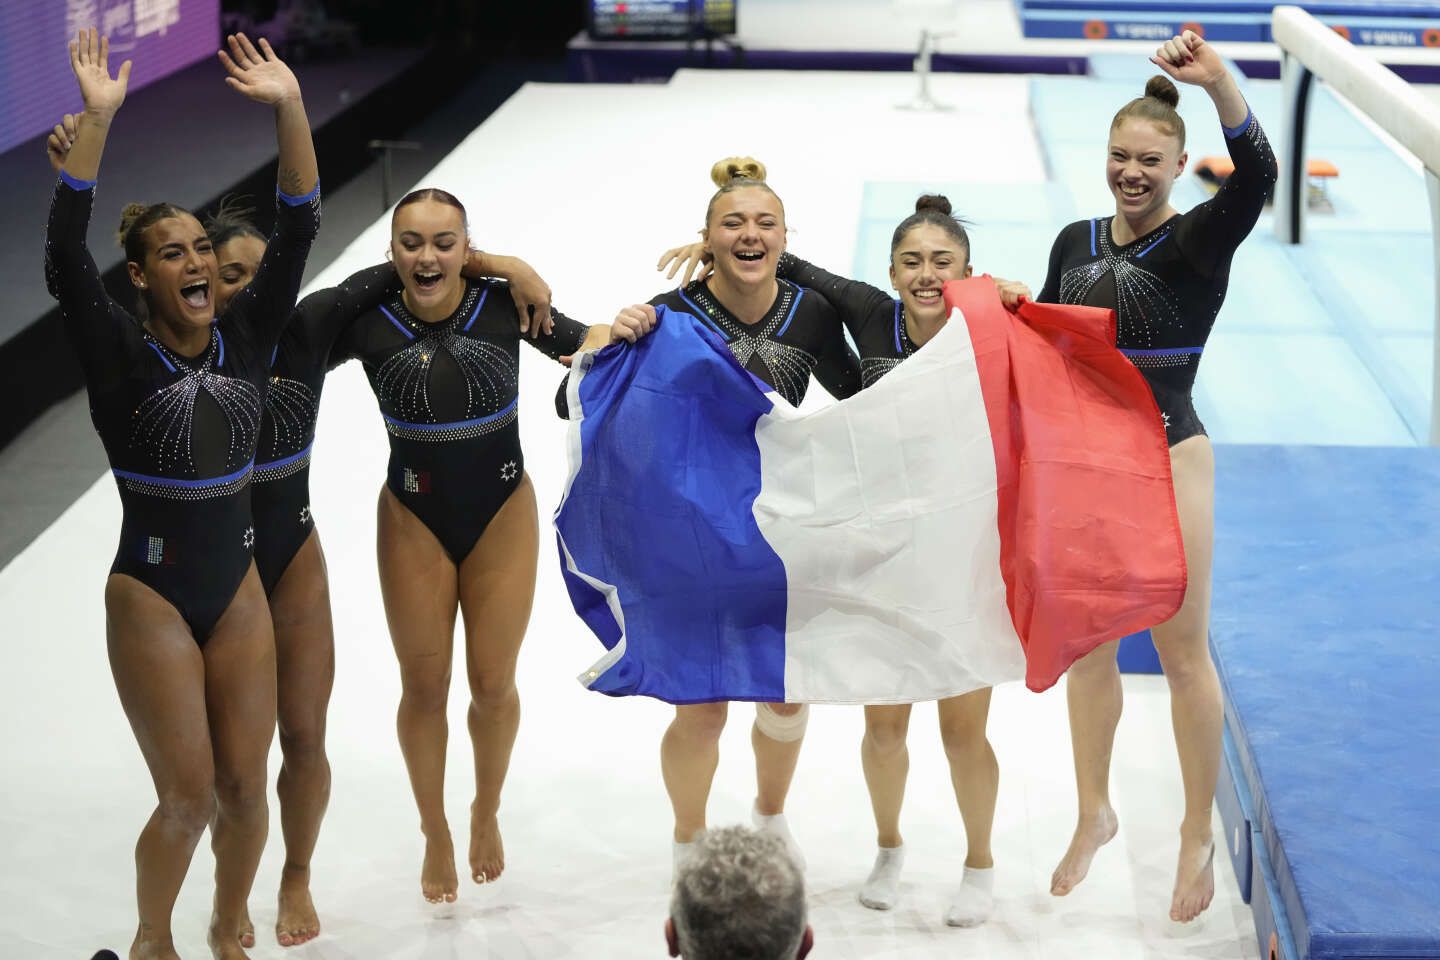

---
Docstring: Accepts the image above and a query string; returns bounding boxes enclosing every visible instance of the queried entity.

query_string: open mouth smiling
[181,280,210,309]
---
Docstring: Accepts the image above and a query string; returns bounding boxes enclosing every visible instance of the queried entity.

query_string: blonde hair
[1111,75,1186,150]
[705,155,782,227]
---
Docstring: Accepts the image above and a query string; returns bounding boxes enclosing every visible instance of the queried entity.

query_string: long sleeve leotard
[251,263,397,592]
[331,279,589,563]
[774,252,921,389]
[1037,110,1277,444]
[651,277,862,406]
[45,171,320,640]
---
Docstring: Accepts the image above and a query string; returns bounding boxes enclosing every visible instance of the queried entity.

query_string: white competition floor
[1,67,1345,958]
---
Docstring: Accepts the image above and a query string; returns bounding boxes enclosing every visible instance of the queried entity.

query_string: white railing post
[1272,5,1440,443]
[1429,170,1440,445]
[1274,51,1313,245]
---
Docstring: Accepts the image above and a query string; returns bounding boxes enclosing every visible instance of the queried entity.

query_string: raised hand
[47,114,79,172]
[69,28,132,120]
[1150,30,1228,89]
[657,241,712,284]
[218,33,301,105]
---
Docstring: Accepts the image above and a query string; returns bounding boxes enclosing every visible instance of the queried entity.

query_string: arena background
[2,2,1437,958]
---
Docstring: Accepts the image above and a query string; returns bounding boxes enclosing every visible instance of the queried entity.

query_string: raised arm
[462,250,554,336]
[1154,31,1277,269]
[216,34,320,347]
[46,30,136,382]
[219,32,317,199]
[61,28,130,183]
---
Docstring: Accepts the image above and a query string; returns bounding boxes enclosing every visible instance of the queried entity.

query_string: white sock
[751,804,807,872]
[858,845,906,910]
[673,834,703,883]
[944,866,995,927]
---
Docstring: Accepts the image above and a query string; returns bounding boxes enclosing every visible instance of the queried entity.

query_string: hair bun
[710,156,767,188]
[1144,74,1180,108]
[914,194,953,216]
[116,202,150,246]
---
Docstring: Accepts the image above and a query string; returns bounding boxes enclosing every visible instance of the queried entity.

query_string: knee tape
[754,702,809,742]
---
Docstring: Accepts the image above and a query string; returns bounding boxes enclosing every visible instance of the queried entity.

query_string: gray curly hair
[671,826,806,960]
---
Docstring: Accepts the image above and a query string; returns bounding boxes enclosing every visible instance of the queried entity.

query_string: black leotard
[251,264,397,594]
[331,279,588,563]
[45,171,320,641]
[651,278,862,406]
[774,252,917,389]
[1038,109,1276,445]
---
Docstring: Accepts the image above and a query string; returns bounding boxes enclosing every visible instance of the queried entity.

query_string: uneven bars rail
[1271,4,1440,443]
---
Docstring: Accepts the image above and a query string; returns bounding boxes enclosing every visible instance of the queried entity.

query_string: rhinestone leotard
[250,263,398,593]
[774,252,922,389]
[332,279,588,563]
[1038,111,1276,445]
[651,277,862,407]
[45,173,320,641]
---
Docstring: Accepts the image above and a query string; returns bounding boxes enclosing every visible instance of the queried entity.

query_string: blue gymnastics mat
[1210,445,1440,959]
[1014,0,1440,45]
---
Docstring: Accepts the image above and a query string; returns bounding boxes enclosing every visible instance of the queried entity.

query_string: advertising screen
[0,0,221,155]
[589,1,737,40]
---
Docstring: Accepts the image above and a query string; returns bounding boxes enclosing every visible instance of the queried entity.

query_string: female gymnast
[192,205,553,943]
[613,158,862,875]
[658,194,1027,925]
[1037,32,1275,922]
[325,187,648,903]
[47,117,559,937]
[45,29,318,960]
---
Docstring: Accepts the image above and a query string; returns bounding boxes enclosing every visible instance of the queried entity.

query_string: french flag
[554,278,1186,704]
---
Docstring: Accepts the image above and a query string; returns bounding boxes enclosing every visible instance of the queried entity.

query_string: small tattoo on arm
[278,166,305,196]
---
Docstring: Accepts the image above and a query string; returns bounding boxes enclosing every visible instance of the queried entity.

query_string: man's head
[667,826,813,960]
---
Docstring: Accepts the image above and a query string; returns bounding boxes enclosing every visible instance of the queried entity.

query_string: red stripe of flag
[946,277,1187,691]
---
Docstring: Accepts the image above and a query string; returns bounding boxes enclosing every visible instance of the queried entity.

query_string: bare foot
[237,906,254,949]
[276,864,322,946]
[1169,833,1216,922]
[469,803,505,884]
[130,929,181,960]
[1050,805,1119,896]
[207,924,252,960]
[422,828,459,903]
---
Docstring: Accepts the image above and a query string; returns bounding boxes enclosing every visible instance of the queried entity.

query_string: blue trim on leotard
[380,304,415,340]
[462,286,491,332]
[58,170,97,191]
[145,340,178,373]
[1135,233,1170,259]
[112,459,255,489]
[677,288,733,341]
[255,442,314,473]
[277,182,321,206]
[1120,346,1203,357]
[1223,108,1254,140]
[774,286,804,338]
[383,396,519,433]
